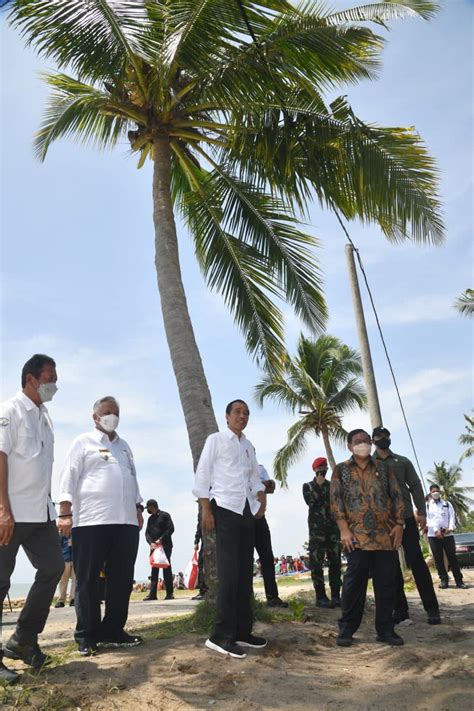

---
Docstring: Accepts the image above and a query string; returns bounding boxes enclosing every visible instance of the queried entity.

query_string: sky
[1,1,472,584]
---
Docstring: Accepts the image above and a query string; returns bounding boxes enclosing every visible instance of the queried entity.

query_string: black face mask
[376,438,391,450]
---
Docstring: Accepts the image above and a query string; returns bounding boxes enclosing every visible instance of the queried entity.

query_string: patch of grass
[254,575,312,589]
[286,598,308,621]
[0,680,80,710]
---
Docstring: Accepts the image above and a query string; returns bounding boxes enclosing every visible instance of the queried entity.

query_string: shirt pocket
[16,432,41,459]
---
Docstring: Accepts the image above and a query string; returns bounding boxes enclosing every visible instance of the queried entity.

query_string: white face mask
[38,382,58,403]
[97,414,119,433]
[431,491,441,500]
[352,442,372,457]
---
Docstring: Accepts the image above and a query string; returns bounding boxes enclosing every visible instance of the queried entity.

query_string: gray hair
[93,396,120,413]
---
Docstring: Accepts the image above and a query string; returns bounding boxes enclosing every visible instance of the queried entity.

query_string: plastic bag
[183,550,199,590]
[149,543,170,569]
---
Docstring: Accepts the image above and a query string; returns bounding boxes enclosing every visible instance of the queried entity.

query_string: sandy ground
[1,572,473,710]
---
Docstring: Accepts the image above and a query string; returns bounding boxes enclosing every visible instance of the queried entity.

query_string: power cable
[234,0,428,491]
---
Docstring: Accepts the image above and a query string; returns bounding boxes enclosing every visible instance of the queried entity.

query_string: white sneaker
[205,638,246,658]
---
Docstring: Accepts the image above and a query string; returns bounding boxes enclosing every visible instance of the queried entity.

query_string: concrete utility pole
[345,244,382,429]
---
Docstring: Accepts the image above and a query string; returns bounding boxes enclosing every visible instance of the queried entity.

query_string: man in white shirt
[57,396,144,657]
[0,354,64,683]
[193,399,266,659]
[427,484,467,590]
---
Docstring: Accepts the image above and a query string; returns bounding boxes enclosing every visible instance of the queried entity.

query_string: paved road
[2,597,200,649]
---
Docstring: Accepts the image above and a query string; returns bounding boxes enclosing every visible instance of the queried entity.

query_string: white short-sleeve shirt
[58,428,142,527]
[0,391,56,522]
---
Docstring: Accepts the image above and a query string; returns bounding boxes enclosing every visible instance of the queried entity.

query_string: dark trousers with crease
[212,501,255,642]
[150,542,173,596]
[339,549,397,637]
[428,535,464,585]
[72,524,139,645]
[254,516,279,601]
[394,517,439,617]
[0,521,64,654]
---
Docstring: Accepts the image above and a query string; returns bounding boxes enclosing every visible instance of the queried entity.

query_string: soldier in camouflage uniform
[302,457,341,608]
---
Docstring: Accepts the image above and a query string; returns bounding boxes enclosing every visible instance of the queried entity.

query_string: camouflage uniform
[303,478,341,602]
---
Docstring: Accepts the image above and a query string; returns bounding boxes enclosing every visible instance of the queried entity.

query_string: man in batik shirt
[330,429,405,648]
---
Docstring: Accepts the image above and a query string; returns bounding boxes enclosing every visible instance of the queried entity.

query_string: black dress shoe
[456,582,468,589]
[336,634,353,647]
[376,632,404,646]
[316,598,334,608]
[266,597,289,608]
[164,594,175,600]
[4,638,52,669]
[331,596,341,608]
[54,601,65,608]
[143,594,157,601]
[0,662,20,684]
[191,593,204,600]
[439,580,449,589]
[69,599,75,606]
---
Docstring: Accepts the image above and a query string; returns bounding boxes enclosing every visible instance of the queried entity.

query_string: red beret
[312,457,327,470]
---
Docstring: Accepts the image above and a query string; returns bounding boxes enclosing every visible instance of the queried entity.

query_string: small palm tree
[427,461,474,526]
[454,289,474,317]
[459,413,474,462]
[255,334,367,478]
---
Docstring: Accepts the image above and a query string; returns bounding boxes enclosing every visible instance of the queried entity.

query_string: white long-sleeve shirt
[0,391,56,522]
[58,428,142,527]
[427,497,456,537]
[193,429,264,515]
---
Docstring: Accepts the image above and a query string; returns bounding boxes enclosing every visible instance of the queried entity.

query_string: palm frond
[192,153,327,332]
[454,289,474,317]
[254,377,304,411]
[325,1,440,26]
[273,417,314,484]
[10,0,150,87]
[33,73,132,159]
[176,159,292,374]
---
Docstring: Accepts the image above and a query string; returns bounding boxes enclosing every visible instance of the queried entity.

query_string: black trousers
[339,549,397,637]
[150,542,173,596]
[72,524,139,644]
[0,521,64,653]
[212,501,255,642]
[394,517,439,617]
[197,545,208,595]
[254,516,278,601]
[428,536,464,585]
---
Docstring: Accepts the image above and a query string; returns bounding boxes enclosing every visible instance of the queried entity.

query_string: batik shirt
[330,456,404,551]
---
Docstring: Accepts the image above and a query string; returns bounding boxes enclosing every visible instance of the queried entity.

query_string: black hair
[347,428,370,445]
[429,484,440,491]
[225,399,249,416]
[21,354,56,388]
[372,426,390,438]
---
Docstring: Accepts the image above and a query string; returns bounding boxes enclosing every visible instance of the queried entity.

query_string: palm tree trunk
[152,136,218,597]
[320,425,337,472]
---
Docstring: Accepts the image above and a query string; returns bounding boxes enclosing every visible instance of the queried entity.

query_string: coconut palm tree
[255,334,367,477]
[8,0,444,470]
[454,289,474,317]
[459,413,474,462]
[427,461,474,526]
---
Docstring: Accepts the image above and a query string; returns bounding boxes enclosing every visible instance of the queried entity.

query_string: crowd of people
[0,354,468,682]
